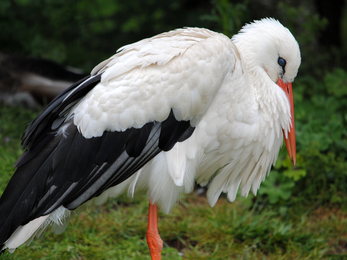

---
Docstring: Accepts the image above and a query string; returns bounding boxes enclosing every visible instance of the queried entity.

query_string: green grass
[1,105,347,259]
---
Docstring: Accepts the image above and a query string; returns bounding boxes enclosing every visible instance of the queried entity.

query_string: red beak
[277,78,296,166]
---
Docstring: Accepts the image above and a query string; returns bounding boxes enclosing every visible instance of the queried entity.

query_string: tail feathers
[1,206,71,253]
[2,215,49,253]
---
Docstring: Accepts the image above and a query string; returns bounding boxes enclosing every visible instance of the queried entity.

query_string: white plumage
[0,18,301,257]
[72,28,234,137]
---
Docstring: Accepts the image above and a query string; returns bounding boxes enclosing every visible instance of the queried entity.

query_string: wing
[0,27,237,249]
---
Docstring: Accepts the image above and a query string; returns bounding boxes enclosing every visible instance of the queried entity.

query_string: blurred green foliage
[0,0,213,71]
[201,0,250,37]
[291,68,347,206]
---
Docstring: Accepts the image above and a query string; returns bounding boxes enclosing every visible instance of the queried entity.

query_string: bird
[0,18,300,260]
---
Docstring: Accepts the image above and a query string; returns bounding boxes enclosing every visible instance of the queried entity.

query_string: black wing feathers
[0,71,195,249]
[20,74,100,152]
[14,75,101,169]
[126,124,153,157]
[159,113,193,151]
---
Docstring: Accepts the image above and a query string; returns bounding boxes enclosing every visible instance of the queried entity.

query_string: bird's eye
[278,57,286,68]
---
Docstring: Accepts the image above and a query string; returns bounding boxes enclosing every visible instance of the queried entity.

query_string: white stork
[0,18,300,259]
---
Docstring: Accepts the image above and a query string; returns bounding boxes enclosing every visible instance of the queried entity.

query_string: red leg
[146,201,163,260]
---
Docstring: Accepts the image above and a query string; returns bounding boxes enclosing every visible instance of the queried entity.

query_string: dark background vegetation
[1,0,347,259]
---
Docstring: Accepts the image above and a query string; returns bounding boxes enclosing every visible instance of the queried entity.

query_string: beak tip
[291,157,296,166]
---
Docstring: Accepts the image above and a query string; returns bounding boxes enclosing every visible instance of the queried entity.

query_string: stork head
[232,18,301,165]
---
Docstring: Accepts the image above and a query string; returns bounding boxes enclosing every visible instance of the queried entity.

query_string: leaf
[325,68,347,97]
[258,171,295,205]
[284,169,307,181]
